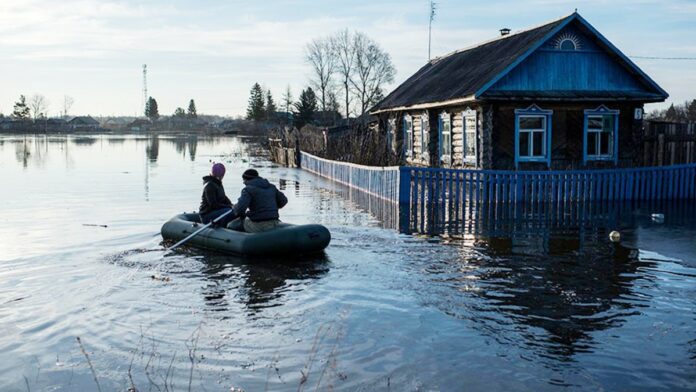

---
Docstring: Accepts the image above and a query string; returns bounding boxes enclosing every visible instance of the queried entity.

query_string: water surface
[1,134,695,391]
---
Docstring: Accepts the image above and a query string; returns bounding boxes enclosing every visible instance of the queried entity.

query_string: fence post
[398,167,412,234]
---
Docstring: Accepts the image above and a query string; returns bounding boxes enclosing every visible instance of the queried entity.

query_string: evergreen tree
[145,97,159,120]
[665,104,677,121]
[293,87,318,129]
[245,83,265,121]
[687,99,696,122]
[12,95,31,119]
[265,90,277,122]
[174,107,186,118]
[187,99,197,119]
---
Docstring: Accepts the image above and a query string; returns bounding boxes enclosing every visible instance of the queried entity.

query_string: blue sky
[0,0,694,117]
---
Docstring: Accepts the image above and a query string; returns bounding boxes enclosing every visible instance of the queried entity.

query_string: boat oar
[163,209,234,255]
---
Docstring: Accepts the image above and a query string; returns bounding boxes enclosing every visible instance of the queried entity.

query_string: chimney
[500,28,511,36]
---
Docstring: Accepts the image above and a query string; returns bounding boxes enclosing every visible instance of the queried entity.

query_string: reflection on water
[146,134,159,161]
[0,134,695,391]
[432,239,649,359]
[194,252,330,316]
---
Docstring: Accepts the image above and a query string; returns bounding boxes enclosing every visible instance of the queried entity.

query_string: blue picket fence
[300,151,400,202]
[299,151,696,234]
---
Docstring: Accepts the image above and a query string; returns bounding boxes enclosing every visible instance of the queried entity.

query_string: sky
[0,0,695,117]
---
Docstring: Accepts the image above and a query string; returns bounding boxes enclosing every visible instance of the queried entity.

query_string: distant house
[216,119,237,129]
[68,116,100,131]
[127,118,151,132]
[370,12,668,170]
[45,118,69,132]
[101,117,130,130]
[0,118,29,131]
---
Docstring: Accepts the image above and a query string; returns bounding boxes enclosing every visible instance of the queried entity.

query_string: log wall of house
[492,102,644,170]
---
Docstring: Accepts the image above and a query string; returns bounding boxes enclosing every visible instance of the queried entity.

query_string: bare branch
[29,94,49,120]
[305,38,336,112]
[349,33,395,117]
[330,29,356,119]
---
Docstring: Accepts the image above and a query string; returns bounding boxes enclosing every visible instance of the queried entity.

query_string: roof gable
[483,17,668,100]
[371,13,667,113]
[370,14,569,113]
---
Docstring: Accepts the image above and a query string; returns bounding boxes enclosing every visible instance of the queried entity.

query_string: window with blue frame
[403,115,413,157]
[514,105,553,167]
[420,113,429,162]
[438,112,451,166]
[386,117,395,153]
[462,109,477,165]
[584,106,619,164]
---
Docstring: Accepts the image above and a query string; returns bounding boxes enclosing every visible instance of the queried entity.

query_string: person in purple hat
[199,162,235,227]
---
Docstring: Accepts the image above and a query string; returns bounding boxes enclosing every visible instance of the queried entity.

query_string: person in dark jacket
[231,169,288,233]
[199,163,235,227]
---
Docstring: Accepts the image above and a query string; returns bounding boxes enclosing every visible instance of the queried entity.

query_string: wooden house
[68,116,100,131]
[370,12,668,170]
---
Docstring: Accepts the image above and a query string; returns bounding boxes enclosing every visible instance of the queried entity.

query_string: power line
[630,56,696,60]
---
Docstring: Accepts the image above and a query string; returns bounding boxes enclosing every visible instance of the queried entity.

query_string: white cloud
[0,0,694,115]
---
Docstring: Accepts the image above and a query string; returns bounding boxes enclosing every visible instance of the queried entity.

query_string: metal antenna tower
[142,64,148,116]
[428,0,436,60]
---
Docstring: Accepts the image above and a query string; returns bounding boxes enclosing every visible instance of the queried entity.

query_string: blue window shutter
[514,116,520,169]
[438,116,443,163]
[583,114,588,166]
[547,113,552,168]
[613,114,619,165]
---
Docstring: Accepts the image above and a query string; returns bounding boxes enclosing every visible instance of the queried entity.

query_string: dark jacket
[199,176,232,215]
[233,177,287,222]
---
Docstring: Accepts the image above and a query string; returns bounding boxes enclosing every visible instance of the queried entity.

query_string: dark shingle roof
[371,16,570,112]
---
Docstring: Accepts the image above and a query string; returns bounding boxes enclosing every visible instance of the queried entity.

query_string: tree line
[647,99,696,122]
[306,29,395,119]
[245,29,395,130]
[144,97,197,121]
[2,94,75,120]
[245,83,321,129]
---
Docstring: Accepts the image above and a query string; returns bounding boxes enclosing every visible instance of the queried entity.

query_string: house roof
[68,116,99,125]
[371,13,668,113]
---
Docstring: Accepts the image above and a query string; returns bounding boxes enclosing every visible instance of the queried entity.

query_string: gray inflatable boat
[161,213,331,256]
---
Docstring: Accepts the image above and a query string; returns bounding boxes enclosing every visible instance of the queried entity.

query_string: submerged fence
[300,151,400,202]
[299,151,696,235]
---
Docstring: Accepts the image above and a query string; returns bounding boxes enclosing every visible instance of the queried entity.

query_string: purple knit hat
[211,163,226,178]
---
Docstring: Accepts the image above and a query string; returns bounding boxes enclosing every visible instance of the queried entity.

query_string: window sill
[586,156,614,162]
[518,157,548,163]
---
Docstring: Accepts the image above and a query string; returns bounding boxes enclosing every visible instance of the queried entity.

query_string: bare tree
[29,94,49,120]
[305,38,336,112]
[350,32,396,117]
[282,85,294,125]
[330,29,356,119]
[62,95,75,118]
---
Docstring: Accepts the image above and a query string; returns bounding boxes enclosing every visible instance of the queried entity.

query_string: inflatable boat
[161,213,331,256]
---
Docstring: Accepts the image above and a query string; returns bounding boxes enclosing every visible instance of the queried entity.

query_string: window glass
[443,133,451,157]
[602,116,614,132]
[519,132,530,157]
[532,131,544,156]
[600,132,611,155]
[465,132,476,157]
[421,115,429,156]
[585,112,617,159]
[519,116,543,130]
[404,116,413,156]
[464,115,477,159]
[588,116,602,129]
[587,132,598,155]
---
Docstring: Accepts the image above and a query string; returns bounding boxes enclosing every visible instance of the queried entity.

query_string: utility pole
[142,64,148,116]
[428,0,437,60]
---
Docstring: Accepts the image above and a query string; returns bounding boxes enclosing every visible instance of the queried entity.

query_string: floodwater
[1,134,695,391]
